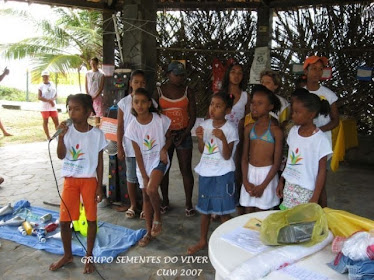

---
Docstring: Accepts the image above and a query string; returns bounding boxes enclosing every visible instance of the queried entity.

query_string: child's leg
[176,147,194,211]
[147,169,164,237]
[127,182,138,212]
[49,222,73,271]
[83,220,97,274]
[187,214,210,255]
[52,116,59,130]
[160,146,174,211]
[220,214,231,223]
[138,189,153,247]
[244,207,256,214]
[42,117,50,139]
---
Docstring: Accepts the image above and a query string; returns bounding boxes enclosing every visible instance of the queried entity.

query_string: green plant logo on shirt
[143,135,157,151]
[289,148,303,165]
[204,138,218,155]
[70,144,85,161]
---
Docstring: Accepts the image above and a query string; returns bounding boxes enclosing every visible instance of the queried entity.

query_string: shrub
[0,86,38,102]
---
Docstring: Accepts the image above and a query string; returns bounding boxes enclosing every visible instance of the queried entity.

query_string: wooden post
[122,0,157,93]
[256,5,272,48]
[102,9,116,112]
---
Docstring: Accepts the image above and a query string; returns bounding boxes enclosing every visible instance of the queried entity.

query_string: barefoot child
[125,88,172,247]
[187,91,238,255]
[240,85,283,213]
[49,94,108,274]
[117,70,156,218]
[276,89,332,209]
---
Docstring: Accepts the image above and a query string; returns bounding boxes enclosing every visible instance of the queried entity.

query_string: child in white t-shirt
[187,91,238,255]
[49,93,108,274]
[125,88,172,247]
[117,70,149,218]
[277,88,332,209]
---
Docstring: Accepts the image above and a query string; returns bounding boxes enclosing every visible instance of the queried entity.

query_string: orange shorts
[41,111,58,119]
[59,177,98,222]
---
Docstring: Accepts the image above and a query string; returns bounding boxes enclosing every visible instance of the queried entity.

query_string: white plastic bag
[341,231,374,261]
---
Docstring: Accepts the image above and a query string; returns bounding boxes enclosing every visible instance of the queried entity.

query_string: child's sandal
[138,234,152,247]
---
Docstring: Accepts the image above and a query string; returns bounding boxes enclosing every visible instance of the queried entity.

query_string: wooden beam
[5,0,122,11]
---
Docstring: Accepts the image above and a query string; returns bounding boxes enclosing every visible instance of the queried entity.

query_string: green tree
[0,7,103,90]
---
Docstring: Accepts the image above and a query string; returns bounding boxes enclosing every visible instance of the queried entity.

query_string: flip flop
[114,205,129,212]
[160,205,169,214]
[185,208,196,217]
[151,221,162,237]
[139,211,145,220]
[138,234,153,247]
[125,208,136,219]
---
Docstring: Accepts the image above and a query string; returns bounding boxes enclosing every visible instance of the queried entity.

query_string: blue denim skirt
[196,171,236,215]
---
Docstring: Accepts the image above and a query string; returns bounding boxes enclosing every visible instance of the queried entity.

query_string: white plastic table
[208,211,347,280]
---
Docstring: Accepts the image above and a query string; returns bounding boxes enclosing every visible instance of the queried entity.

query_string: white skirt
[239,163,280,209]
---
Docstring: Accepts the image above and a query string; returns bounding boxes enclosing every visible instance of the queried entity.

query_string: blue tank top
[249,120,275,143]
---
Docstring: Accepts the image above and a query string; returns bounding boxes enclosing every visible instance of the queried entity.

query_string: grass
[0,108,69,146]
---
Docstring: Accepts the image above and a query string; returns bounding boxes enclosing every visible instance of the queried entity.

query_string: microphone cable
[48,139,106,280]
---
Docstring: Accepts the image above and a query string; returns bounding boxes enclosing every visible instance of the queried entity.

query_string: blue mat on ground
[0,200,146,262]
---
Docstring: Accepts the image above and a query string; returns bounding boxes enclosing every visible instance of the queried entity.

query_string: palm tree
[0,7,103,91]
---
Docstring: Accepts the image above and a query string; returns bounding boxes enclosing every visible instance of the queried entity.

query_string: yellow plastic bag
[73,203,98,236]
[260,203,329,246]
[323,207,374,237]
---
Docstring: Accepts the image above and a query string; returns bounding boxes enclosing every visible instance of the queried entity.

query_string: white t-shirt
[194,119,239,177]
[86,70,104,97]
[307,85,338,147]
[61,126,108,178]
[39,82,57,111]
[225,91,248,128]
[125,113,171,177]
[270,94,289,122]
[118,95,158,157]
[281,125,332,191]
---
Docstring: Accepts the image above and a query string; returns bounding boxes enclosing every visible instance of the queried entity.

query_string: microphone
[50,119,73,141]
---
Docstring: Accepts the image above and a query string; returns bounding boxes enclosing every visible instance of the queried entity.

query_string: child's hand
[276,181,284,198]
[160,148,168,164]
[95,187,103,203]
[212,128,226,141]
[308,195,319,204]
[243,181,255,195]
[57,120,70,138]
[49,100,55,107]
[252,185,265,198]
[143,176,150,190]
[117,145,125,160]
[195,126,204,140]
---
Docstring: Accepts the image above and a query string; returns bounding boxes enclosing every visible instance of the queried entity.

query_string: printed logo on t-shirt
[69,144,85,161]
[289,148,303,165]
[204,139,218,155]
[143,135,157,151]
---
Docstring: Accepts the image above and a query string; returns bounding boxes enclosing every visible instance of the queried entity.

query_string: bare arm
[132,141,148,180]
[95,150,104,202]
[85,74,89,94]
[117,108,125,159]
[92,74,105,99]
[213,128,233,160]
[195,126,205,153]
[244,92,251,115]
[309,156,327,203]
[160,129,173,163]
[320,102,339,132]
[241,124,254,193]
